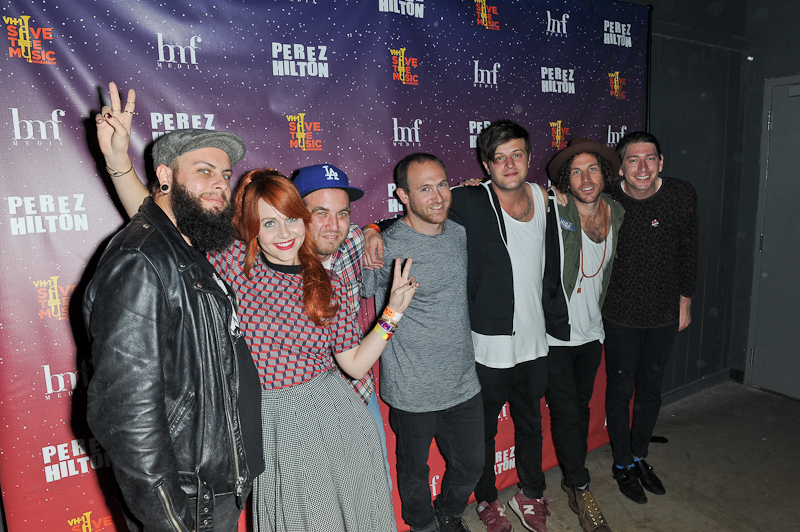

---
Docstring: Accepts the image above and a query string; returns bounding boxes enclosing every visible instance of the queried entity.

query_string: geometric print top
[208,240,360,390]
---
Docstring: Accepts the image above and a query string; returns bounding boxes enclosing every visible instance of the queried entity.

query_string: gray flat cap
[152,129,246,171]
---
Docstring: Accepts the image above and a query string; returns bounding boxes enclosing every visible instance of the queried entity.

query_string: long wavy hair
[233,169,338,326]
[555,151,618,194]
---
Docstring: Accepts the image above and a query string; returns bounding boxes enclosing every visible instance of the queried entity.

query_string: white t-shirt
[473,184,549,368]
[547,229,613,347]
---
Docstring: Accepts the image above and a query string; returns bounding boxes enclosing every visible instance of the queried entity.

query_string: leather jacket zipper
[207,294,243,498]
[156,484,190,532]
[168,390,195,434]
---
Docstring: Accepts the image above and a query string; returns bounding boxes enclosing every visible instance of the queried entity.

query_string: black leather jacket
[84,198,264,532]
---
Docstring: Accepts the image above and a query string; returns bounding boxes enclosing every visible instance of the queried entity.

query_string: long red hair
[233,169,338,326]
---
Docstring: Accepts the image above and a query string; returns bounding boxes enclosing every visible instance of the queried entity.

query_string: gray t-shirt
[361,219,480,412]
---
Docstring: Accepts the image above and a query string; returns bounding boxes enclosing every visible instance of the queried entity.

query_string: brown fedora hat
[546,137,621,183]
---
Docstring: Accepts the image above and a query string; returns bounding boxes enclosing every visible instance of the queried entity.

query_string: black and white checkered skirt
[253,369,397,531]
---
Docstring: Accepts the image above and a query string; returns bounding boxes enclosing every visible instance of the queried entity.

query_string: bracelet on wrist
[382,307,403,323]
[364,223,381,233]
[373,318,397,341]
[106,163,134,177]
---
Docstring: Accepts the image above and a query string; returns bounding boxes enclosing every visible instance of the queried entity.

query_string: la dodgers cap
[152,129,246,171]
[293,164,365,202]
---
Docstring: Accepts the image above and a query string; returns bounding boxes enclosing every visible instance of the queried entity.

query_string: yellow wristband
[373,320,394,341]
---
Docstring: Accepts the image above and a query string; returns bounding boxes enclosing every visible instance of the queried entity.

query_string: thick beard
[170,181,237,254]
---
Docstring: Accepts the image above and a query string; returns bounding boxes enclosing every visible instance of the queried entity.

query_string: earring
[160,183,169,193]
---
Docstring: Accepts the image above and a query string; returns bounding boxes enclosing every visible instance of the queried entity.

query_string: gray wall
[621,0,800,399]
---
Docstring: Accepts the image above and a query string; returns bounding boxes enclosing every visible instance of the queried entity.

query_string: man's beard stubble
[170,181,237,254]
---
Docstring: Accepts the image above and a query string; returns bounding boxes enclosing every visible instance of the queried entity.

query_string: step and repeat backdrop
[0,0,647,530]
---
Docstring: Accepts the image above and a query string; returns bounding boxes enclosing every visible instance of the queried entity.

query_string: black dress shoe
[634,460,666,495]
[612,464,647,504]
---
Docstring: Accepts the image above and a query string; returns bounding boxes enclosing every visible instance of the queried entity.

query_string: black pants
[390,393,485,530]
[474,357,548,503]
[546,341,602,488]
[604,320,678,467]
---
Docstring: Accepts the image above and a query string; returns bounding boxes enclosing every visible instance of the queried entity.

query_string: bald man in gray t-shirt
[361,153,483,532]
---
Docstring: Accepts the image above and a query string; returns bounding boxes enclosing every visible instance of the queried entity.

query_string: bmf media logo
[5,15,57,64]
[390,48,419,86]
[604,20,632,47]
[43,360,91,398]
[545,10,569,37]
[386,183,405,214]
[67,511,113,532]
[550,120,570,149]
[272,42,329,77]
[608,71,627,99]
[35,275,76,321]
[8,194,88,236]
[379,0,424,18]
[43,437,111,484]
[541,67,575,94]
[156,34,201,71]
[392,117,422,146]
[607,125,628,148]
[150,112,216,141]
[475,1,500,30]
[287,113,322,151]
[10,108,65,146]
[473,60,500,89]
[468,120,491,148]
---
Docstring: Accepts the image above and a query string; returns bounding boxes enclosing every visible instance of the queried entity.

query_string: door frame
[744,74,800,386]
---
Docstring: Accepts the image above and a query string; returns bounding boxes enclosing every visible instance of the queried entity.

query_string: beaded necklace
[577,200,607,294]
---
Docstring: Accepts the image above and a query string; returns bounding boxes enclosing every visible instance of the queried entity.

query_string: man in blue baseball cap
[293,164,391,485]
[294,163,365,263]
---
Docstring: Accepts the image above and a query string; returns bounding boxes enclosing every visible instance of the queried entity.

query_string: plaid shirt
[329,225,374,405]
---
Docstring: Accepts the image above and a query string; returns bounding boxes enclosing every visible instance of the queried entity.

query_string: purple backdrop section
[0,1,646,530]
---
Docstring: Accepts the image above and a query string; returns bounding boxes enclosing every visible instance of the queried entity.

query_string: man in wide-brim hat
[541,137,626,532]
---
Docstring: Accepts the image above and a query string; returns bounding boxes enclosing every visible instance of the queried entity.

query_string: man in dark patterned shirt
[292,163,390,480]
[602,132,699,505]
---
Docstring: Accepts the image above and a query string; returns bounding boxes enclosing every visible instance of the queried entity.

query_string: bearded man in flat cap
[85,114,264,532]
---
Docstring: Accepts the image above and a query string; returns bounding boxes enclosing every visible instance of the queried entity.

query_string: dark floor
[462,380,800,532]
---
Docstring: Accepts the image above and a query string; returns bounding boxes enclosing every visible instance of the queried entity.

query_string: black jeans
[474,357,548,503]
[546,341,602,488]
[604,320,678,467]
[389,393,484,530]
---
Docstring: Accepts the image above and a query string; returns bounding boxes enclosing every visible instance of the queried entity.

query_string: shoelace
[479,504,505,524]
